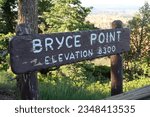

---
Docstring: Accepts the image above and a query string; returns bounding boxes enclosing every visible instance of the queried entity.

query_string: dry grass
[91,57,110,66]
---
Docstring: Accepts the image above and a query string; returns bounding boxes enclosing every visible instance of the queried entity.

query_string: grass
[0,71,16,99]
[0,70,150,100]
[38,77,150,100]
[0,71,16,90]
[91,57,110,66]
[123,77,150,92]
[39,80,110,100]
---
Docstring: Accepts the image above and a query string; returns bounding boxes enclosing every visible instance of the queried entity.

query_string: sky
[80,0,150,12]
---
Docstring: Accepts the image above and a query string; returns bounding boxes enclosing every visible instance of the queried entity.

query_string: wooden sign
[9,28,130,74]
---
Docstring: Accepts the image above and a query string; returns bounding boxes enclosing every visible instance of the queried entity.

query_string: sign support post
[16,0,38,99]
[111,20,123,96]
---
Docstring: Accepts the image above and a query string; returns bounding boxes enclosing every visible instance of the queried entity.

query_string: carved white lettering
[90,33,97,45]
[32,34,82,53]
[116,31,121,41]
[98,33,105,43]
[45,55,57,64]
[44,49,94,65]
[45,38,54,51]
[110,32,115,42]
[90,31,122,45]
[82,50,88,57]
[32,39,42,53]
[66,36,73,48]
[69,52,75,60]
[45,56,50,65]
[56,37,64,49]
[74,35,81,47]
[97,45,116,55]
[58,54,63,62]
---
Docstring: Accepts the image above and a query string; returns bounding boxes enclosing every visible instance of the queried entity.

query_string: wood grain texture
[106,85,150,100]
[110,20,123,96]
[16,0,38,100]
[18,0,38,34]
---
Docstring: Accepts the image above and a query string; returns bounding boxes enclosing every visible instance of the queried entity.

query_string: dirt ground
[0,90,16,100]
[0,94,15,100]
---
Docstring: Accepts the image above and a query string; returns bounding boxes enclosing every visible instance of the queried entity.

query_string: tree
[128,2,150,58]
[39,0,95,33]
[0,0,16,70]
[124,2,150,80]
[0,0,52,33]
[38,0,52,15]
[16,0,38,100]
[0,0,17,33]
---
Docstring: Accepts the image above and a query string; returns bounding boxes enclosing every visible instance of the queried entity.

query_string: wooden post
[111,20,123,96]
[16,0,38,99]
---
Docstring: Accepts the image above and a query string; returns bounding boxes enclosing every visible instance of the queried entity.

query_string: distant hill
[86,10,136,29]
[92,7,138,14]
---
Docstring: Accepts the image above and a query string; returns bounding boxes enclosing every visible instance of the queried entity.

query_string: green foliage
[127,2,150,59]
[0,67,150,100]
[38,0,52,15]
[38,61,111,99]
[124,58,150,81]
[39,0,95,33]
[124,2,150,80]
[74,62,110,83]
[38,70,150,99]
[0,71,16,99]
[0,33,14,70]
[0,0,4,6]
[38,60,150,99]
[38,61,109,100]
[38,72,110,100]
[0,0,17,33]
[124,77,150,92]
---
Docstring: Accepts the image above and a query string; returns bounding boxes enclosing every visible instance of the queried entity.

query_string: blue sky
[80,0,150,11]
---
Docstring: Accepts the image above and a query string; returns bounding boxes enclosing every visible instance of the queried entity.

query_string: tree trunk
[16,0,38,100]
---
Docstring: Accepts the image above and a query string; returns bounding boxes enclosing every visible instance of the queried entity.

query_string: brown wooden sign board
[9,28,130,74]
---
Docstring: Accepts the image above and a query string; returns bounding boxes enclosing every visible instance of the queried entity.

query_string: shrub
[0,33,14,71]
